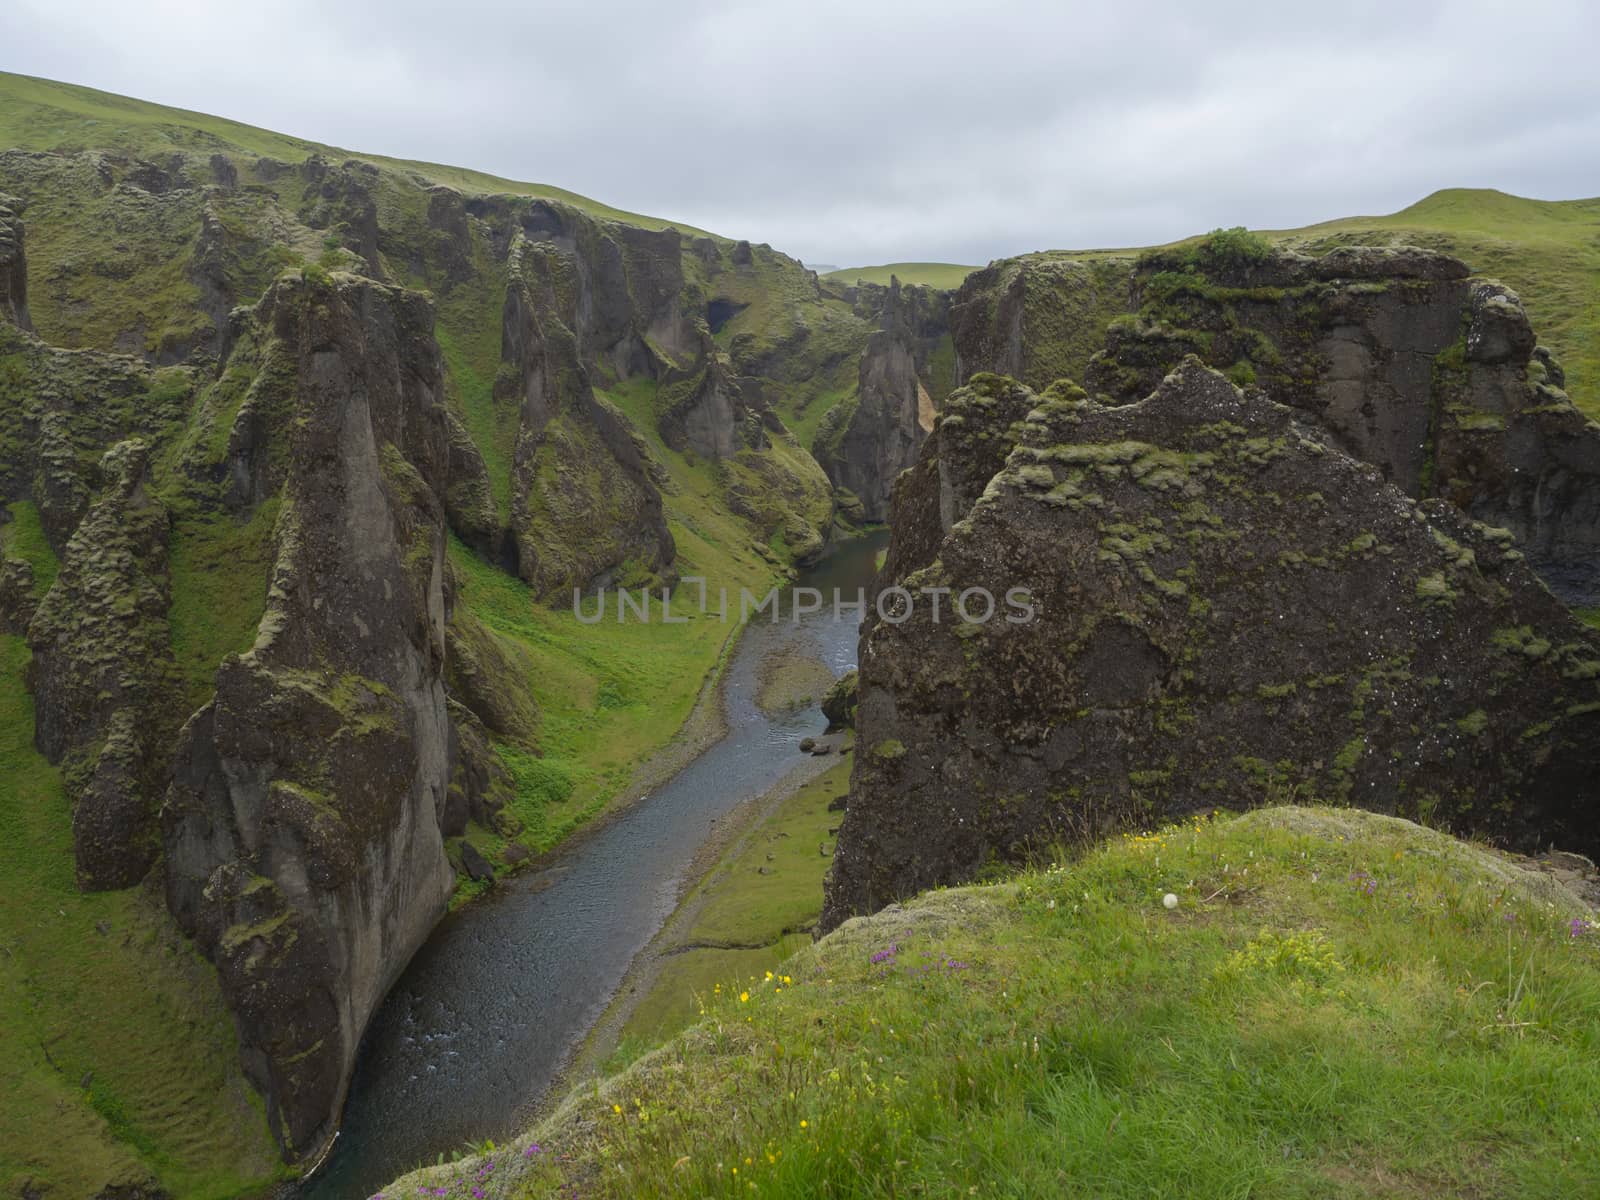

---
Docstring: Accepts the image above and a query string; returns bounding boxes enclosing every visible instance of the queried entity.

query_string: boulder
[460,840,495,883]
[821,669,858,731]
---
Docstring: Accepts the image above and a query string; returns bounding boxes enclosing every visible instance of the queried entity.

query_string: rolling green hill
[0,72,711,235]
[823,261,977,290]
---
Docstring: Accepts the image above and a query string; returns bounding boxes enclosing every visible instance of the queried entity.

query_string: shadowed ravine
[297,534,886,1199]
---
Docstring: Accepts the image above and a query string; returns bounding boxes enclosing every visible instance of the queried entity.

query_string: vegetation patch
[386,806,1600,1199]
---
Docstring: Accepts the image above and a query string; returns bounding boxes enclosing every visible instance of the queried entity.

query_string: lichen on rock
[822,359,1600,932]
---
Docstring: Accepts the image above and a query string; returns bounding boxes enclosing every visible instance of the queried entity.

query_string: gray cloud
[4,0,1597,266]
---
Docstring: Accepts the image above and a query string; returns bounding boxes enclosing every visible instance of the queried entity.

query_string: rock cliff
[822,361,1600,931]
[161,273,463,1161]
[498,216,677,594]
[0,120,901,1177]
[1088,242,1600,605]
[950,238,1600,605]
[0,193,30,330]
[813,279,949,521]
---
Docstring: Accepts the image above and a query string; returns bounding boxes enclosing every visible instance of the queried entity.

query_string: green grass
[0,72,715,237]
[823,263,978,290]
[619,756,852,1043]
[164,500,279,711]
[442,371,805,856]
[0,499,58,596]
[388,805,1600,1199]
[0,635,282,1198]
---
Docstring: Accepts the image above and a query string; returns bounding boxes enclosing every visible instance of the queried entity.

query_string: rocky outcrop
[950,254,1133,392]
[27,438,179,889]
[499,226,677,595]
[821,669,857,731]
[814,280,943,522]
[161,273,462,1162]
[0,193,31,330]
[821,361,1600,932]
[958,240,1600,606]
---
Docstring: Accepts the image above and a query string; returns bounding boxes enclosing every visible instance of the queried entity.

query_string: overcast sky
[5,0,1598,267]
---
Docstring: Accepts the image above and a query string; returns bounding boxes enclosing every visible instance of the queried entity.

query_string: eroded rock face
[815,280,951,521]
[0,194,31,330]
[951,243,1600,605]
[499,227,676,596]
[27,439,178,889]
[821,361,1600,932]
[1107,247,1600,604]
[950,255,1133,392]
[821,669,858,731]
[162,273,459,1162]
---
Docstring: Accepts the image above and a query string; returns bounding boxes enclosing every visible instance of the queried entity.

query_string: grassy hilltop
[823,262,978,290]
[387,806,1600,1198]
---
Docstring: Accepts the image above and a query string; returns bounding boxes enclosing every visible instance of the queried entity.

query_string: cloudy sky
[5,0,1598,267]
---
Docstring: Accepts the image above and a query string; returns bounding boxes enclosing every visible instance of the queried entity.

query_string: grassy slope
[0,72,711,236]
[443,373,785,858]
[390,806,1600,1199]
[0,520,281,1198]
[823,263,978,290]
[616,755,852,1045]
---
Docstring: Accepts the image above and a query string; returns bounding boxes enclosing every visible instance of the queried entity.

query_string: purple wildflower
[1572,917,1592,938]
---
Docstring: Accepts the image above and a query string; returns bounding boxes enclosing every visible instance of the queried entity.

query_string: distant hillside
[0,72,708,235]
[824,262,977,290]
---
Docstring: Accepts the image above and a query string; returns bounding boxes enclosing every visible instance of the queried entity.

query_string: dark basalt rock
[459,840,495,883]
[0,554,34,633]
[814,279,951,522]
[498,220,679,597]
[162,272,460,1162]
[1083,247,1600,606]
[821,360,1600,933]
[952,242,1600,605]
[27,438,179,890]
[950,254,1133,393]
[0,195,32,331]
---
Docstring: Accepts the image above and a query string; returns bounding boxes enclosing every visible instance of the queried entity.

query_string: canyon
[1,71,1599,1199]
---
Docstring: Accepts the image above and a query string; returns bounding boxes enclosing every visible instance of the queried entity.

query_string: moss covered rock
[821,360,1600,932]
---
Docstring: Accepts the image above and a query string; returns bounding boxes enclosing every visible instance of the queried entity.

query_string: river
[298,532,886,1199]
